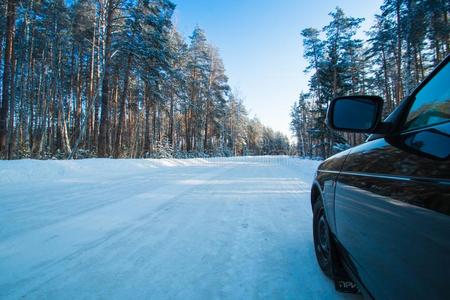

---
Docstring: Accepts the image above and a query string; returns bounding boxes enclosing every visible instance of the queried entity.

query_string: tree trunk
[113,53,132,158]
[98,0,115,157]
[204,100,209,152]
[7,55,16,159]
[168,92,174,146]
[144,85,151,155]
[57,45,71,155]
[0,0,16,156]
[86,19,96,150]
[73,47,84,146]
[395,0,403,105]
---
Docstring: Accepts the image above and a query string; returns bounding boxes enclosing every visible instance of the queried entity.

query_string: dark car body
[311,55,450,299]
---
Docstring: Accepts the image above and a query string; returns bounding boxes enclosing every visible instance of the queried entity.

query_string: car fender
[312,148,352,234]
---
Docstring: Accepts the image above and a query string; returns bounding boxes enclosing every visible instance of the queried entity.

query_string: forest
[290,0,449,158]
[0,0,290,159]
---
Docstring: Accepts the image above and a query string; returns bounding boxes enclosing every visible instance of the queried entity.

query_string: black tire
[313,196,334,277]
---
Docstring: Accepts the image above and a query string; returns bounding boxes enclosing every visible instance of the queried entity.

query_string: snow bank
[0,156,320,185]
[0,157,213,184]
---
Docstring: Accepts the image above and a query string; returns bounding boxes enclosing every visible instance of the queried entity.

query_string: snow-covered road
[0,156,359,299]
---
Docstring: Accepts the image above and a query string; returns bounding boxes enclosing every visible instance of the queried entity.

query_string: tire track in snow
[0,162,234,299]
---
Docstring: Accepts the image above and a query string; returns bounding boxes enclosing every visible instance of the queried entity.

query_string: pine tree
[293,3,449,159]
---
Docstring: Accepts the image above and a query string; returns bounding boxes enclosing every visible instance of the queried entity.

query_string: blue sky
[173,0,384,137]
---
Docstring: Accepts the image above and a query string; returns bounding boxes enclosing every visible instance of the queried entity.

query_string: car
[311,54,450,300]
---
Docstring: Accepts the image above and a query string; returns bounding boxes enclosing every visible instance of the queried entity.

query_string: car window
[403,61,450,131]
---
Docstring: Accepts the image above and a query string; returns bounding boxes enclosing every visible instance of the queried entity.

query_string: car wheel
[313,196,334,277]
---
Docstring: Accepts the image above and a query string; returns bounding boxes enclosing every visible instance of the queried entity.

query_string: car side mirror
[327,96,384,133]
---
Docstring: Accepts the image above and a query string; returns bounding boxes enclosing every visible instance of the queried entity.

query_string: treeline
[0,0,290,159]
[291,0,449,158]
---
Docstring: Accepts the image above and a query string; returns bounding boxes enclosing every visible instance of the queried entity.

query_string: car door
[334,59,450,299]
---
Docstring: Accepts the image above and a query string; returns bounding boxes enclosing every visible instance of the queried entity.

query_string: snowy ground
[0,156,361,299]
